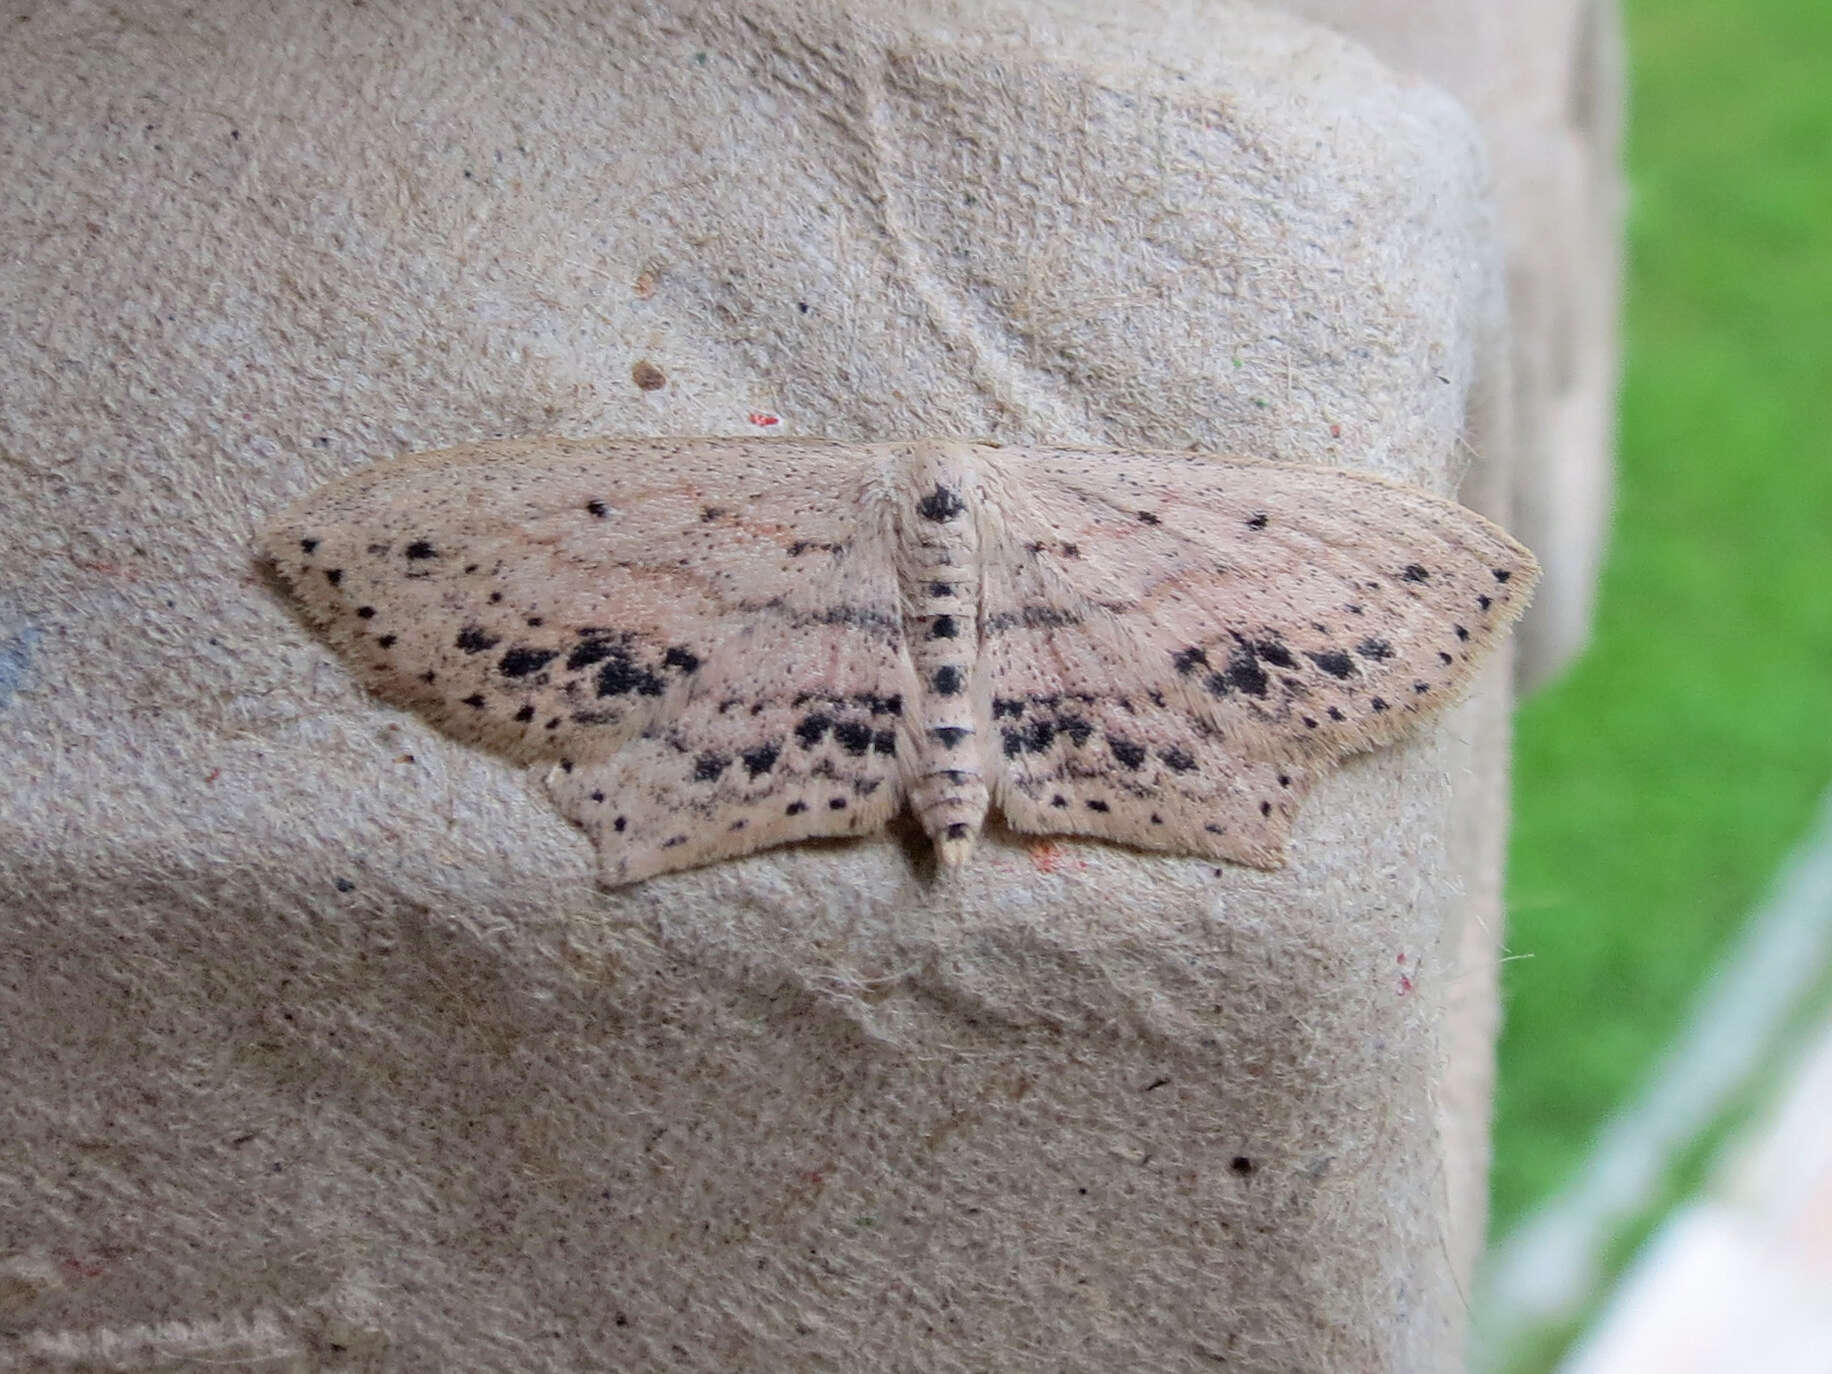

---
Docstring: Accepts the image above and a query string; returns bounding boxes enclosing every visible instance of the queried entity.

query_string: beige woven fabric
[0,2,1616,1369]
[1274,0,1624,1285]
[1287,0,1623,693]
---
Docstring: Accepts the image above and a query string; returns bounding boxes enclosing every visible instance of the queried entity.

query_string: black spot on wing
[456,625,500,654]
[693,753,729,782]
[1355,637,1393,661]
[833,721,872,756]
[1402,563,1430,583]
[742,742,781,777]
[404,540,438,560]
[1109,738,1147,769]
[567,637,613,670]
[932,665,964,696]
[1307,650,1354,679]
[499,646,557,678]
[1252,639,1295,669]
[594,649,665,697]
[1219,646,1268,698]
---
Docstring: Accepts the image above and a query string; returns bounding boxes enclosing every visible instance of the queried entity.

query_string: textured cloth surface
[1289,0,1622,692]
[0,1,1599,1370]
[1275,0,1625,1283]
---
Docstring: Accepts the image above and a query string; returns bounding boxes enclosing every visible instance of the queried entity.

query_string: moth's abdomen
[895,444,990,865]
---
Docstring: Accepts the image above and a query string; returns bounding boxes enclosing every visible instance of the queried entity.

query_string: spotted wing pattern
[261,437,919,884]
[261,436,1536,883]
[975,444,1535,866]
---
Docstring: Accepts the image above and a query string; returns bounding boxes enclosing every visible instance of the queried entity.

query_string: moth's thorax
[894,443,990,864]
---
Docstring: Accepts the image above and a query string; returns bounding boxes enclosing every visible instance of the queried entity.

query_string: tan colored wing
[548,693,908,885]
[975,444,1537,866]
[260,437,919,883]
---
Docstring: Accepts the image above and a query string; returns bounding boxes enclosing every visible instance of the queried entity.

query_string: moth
[260,437,1537,885]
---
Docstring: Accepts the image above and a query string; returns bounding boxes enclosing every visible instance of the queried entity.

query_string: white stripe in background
[1475,783,1832,1365]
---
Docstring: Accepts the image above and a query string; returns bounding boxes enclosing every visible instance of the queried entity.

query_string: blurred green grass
[1492,0,1832,1232]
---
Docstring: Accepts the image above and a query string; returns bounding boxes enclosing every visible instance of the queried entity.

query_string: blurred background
[1481,0,1832,1367]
